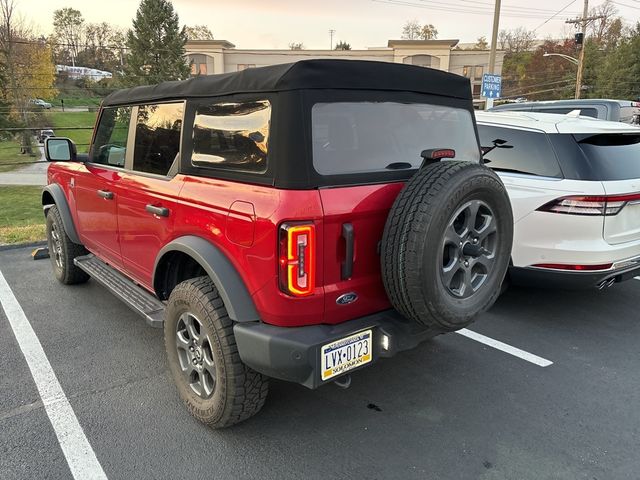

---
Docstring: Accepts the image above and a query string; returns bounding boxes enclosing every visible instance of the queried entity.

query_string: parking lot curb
[0,241,47,252]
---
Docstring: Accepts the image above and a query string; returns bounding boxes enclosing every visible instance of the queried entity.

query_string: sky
[14,0,640,49]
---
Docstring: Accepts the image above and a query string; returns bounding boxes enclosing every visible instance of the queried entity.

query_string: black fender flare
[153,236,260,323]
[42,183,81,244]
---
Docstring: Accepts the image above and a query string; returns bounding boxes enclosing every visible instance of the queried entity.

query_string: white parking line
[0,270,108,480]
[456,328,553,367]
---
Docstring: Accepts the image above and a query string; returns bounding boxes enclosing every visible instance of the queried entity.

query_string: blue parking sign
[481,74,502,99]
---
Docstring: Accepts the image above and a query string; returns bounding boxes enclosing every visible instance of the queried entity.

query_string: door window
[132,103,184,176]
[91,106,131,167]
[478,125,563,178]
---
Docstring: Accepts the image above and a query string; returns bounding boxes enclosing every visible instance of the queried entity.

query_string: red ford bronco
[43,60,513,428]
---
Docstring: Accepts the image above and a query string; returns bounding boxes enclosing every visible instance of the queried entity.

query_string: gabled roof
[102,59,471,106]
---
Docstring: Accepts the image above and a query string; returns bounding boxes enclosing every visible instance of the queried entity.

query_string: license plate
[321,330,373,381]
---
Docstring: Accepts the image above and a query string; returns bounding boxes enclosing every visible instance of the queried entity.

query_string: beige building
[185,39,504,103]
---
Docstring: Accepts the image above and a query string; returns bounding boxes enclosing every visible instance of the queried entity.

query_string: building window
[189,54,207,76]
[463,66,484,81]
[237,64,256,71]
[472,84,481,97]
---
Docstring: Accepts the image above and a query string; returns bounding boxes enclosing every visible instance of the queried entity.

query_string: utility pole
[566,2,605,99]
[329,29,335,50]
[485,0,501,109]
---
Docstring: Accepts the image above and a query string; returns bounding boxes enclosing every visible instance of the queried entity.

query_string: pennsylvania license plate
[321,330,373,381]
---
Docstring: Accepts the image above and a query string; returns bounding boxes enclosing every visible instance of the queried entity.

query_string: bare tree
[288,42,304,50]
[401,20,438,40]
[0,0,56,153]
[498,27,536,53]
[589,1,622,47]
[53,7,84,66]
[185,25,214,40]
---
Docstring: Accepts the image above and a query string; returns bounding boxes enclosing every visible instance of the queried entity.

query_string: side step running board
[74,254,165,328]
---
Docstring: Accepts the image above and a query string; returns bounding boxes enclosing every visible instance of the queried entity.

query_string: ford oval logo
[336,293,358,305]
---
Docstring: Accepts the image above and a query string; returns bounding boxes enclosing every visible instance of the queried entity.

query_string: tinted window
[478,125,562,178]
[191,100,270,173]
[531,107,599,118]
[311,102,480,175]
[577,134,640,181]
[91,106,131,167]
[132,103,183,176]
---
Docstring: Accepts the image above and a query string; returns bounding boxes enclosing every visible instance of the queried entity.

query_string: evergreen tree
[124,0,189,86]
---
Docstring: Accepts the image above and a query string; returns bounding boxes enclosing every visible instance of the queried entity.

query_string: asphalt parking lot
[1,245,639,480]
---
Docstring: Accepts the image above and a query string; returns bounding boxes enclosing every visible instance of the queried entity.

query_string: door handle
[97,190,114,200]
[341,223,354,280]
[145,204,169,217]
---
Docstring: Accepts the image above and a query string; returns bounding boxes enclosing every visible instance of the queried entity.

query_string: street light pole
[329,29,335,50]
[486,0,501,110]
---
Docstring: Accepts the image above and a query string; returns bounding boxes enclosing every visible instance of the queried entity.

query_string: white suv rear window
[311,102,480,175]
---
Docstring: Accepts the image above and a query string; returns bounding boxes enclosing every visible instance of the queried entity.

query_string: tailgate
[319,183,403,323]
[602,180,640,245]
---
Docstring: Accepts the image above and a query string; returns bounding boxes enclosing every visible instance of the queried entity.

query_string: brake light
[533,263,613,271]
[279,223,316,297]
[537,193,640,216]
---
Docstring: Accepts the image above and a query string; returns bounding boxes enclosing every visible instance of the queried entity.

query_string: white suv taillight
[537,193,640,216]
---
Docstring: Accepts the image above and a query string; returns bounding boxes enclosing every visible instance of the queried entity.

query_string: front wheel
[164,276,269,428]
[46,205,89,285]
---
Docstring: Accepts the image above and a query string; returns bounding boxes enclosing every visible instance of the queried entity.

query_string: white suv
[476,111,640,289]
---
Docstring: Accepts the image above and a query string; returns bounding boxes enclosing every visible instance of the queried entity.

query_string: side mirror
[44,137,78,162]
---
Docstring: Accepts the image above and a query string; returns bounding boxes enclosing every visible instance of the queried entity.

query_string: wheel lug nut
[464,261,469,267]
[473,238,478,244]
[189,346,194,351]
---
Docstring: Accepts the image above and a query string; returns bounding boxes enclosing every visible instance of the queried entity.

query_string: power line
[373,0,579,18]
[533,0,579,32]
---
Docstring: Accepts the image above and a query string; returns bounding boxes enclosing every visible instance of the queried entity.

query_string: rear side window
[311,102,480,175]
[91,106,131,167]
[191,100,270,173]
[478,125,563,178]
[576,134,640,181]
[132,102,184,176]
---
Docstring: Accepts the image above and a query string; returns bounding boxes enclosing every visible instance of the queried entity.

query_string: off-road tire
[45,205,89,285]
[381,161,513,331]
[164,276,269,429]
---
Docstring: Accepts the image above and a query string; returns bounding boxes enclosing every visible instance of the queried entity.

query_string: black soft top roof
[103,59,471,106]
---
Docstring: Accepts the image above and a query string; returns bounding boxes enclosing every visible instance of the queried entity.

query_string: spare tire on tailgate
[381,161,513,332]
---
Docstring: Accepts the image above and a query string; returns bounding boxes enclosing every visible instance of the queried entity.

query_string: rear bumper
[233,310,439,389]
[509,263,640,290]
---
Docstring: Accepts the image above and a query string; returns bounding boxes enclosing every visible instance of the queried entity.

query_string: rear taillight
[279,223,316,297]
[537,193,640,216]
[532,263,613,271]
